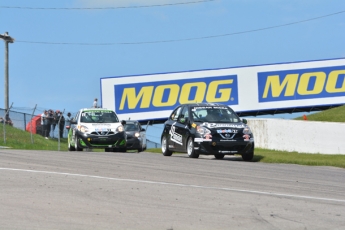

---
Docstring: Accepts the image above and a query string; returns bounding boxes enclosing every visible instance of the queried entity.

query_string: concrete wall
[247,119,345,155]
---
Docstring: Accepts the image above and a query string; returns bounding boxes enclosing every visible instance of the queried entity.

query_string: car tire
[74,137,83,151]
[214,154,224,159]
[187,137,199,158]
[138,143,144,153]
[68,138,75,151]
[242,151,254,161]
[161,135,173,156]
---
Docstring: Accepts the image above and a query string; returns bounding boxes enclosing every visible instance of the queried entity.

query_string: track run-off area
[1,149,344,230]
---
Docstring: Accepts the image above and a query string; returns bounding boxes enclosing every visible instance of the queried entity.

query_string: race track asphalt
[0,149,344,230]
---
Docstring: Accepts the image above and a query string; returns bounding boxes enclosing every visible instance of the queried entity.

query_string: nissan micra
[68,108,126,152]
[161,103,254,161]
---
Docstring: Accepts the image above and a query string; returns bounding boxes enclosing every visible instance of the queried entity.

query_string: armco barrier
[247,119,345,155]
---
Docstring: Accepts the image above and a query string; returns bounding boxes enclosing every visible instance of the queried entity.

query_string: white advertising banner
[101,58,345,122]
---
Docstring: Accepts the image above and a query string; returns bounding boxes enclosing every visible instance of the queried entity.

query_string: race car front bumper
[126,136,142,150]
[194,138,254,155]
[76,131,127,149]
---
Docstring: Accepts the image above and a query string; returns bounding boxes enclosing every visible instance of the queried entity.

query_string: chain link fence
[0,107,71,141]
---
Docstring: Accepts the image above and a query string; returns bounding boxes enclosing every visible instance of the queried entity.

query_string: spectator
[93,98,98,108]
[4,114,13,126]
[65,112,72,135]
[5,118,13,126]
[41,110,49,139]
[46,109,54,138]
[56,111,65,138]
[0,117,4,123]
[50,110,60,138]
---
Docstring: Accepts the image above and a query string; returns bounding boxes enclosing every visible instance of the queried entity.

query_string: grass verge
[146,148,345,169]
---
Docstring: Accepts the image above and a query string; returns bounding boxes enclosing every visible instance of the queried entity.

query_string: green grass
[146,148,345,168]
[0,124,68,151]
[1,107,345,169]
[294,105,345,122]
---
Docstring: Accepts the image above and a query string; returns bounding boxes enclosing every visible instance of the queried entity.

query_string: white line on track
[1,167,345,203]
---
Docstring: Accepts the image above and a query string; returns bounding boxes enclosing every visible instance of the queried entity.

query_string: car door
[164,106,183,150]
[170,105,190,152]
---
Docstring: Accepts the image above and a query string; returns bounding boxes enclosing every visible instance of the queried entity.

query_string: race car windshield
[80,111,119,123]
[124,123,139,131]
[191,106,240,123]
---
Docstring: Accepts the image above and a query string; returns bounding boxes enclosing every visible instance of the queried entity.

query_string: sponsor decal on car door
[169,122,183,145]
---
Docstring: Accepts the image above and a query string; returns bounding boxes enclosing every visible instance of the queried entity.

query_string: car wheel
[161,135,172,156]
[187,137,199,158]
[68,138,75,151]
[138,142,144,152]
[74,137,83,151]
[214,154,224,159]
[242,151,254,161]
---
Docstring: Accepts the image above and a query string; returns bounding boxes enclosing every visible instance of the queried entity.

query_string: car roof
[79,108,114,112]
[180,103,229,107]
[124,120,139,124]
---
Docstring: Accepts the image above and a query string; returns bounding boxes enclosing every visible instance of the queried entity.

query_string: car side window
[170,107,182,121]
[74,112,80,123]
[180,106,189,120]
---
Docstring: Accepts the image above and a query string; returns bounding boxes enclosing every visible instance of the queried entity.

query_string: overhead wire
[0,0,216,10]
[14,10,345,46]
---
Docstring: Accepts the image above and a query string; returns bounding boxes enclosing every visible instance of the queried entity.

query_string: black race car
[160,103,254,161]
[123,120,147,152]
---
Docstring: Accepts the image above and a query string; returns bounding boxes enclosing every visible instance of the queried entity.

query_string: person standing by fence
[65,112,72,136]
[56,111,65,138]
[41,110,49,139]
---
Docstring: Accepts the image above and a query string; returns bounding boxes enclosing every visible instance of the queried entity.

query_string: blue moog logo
[115,75,238,113]
[258,65,345,102]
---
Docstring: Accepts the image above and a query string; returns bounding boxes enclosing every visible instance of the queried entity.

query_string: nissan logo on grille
[217,129,238,134]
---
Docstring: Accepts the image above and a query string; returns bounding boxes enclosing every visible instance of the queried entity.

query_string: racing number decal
[169,122,183,145]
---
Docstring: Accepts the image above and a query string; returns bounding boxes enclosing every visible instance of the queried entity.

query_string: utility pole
[0,32,15,117]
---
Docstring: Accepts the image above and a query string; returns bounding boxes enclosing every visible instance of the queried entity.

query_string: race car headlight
[116,125,124,132]
[78,125,89,133]
[134,132,140,137]
[243,125,252,135]
[196,126,211,135]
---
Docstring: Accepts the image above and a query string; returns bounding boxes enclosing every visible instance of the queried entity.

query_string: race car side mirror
[121,120,126,126]
[179,117,189,124]
[242,118,247,124]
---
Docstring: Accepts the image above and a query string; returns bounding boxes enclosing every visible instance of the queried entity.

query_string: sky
[0,0,345,142]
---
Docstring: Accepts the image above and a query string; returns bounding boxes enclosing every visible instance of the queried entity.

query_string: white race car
[67,108,127,152]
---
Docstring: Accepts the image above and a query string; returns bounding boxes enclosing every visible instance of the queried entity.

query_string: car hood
[80,122,122,133]
[197,122,246,129]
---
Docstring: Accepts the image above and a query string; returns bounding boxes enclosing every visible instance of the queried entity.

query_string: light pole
[0,32,14,117]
